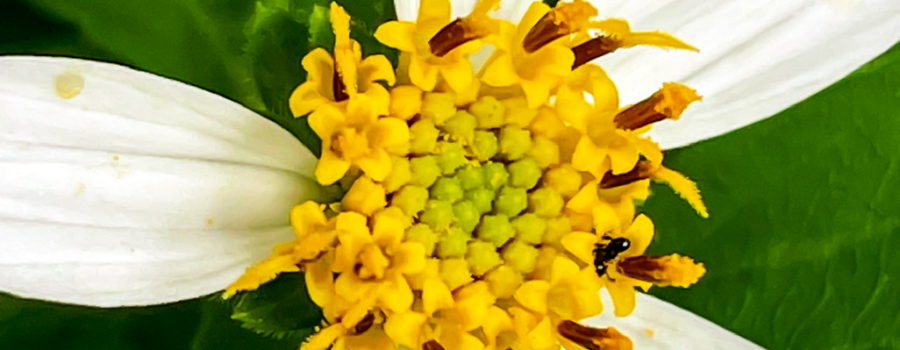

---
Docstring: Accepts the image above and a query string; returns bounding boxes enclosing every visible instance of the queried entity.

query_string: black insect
[592,236,631,278]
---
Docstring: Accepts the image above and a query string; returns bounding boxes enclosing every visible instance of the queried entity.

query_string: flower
[0,0,895,349]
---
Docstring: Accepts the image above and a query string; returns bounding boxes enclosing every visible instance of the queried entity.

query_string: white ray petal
[588,0,900,149]
[394,0,530,22]
[0,56,319,306]
[582,292,765,350]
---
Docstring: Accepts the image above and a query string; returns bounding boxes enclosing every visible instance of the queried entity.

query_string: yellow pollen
[613,82,701,130]
[617,254,707,287]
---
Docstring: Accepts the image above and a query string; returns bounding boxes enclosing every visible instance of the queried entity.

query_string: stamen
[617,254,706,287]
[428,19,487,57]
[332,68,349,101]
[423,340,446,350]
[613,83,700,130]
[572,36,621,68]
[523,1,597,53]
[599,161,655,189]
[351,313,376,334]
[557,320,633,350]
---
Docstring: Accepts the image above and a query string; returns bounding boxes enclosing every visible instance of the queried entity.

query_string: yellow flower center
[522,0,596,53]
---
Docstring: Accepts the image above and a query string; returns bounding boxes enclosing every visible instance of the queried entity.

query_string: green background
[1,0,898,348]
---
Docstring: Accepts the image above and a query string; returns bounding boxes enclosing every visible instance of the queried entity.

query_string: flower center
[429,18,488,57]
[422,340,445,350]
[617,254,706,287]
[599,161,655,188]
[332,67,349,101]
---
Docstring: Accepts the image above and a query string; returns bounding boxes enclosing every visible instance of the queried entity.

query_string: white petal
[588,0,900,149]
[0,56,320,306]
[393,0,530,22]
[582,292,764,350]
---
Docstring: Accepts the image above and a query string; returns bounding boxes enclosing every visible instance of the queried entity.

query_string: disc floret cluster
[227,1,710,349]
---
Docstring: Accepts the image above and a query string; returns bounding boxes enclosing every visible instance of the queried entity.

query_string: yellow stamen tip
[656,82,701,120]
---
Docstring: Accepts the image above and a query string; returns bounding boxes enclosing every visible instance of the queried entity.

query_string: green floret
[477,214,515,247]
[499,126,532,161]
[495,186,527,217]
[527,135,560,168]
[391,185,429,216]
[437,227,470,258]
[469,95,506,129]
[511,213,546,245]
[409,119,439,155]
[472,130,499,162]
[466,241,503,276]
[443,110,477,142]
[405,224,438,255]
[430,177,463,202]
[421,199,454,231]
[481,162,509,190]
[453,200,480,234]
[501,240,539,273]
[455,165,484,190]
[528,187,564,217]
[409,156,441,187]
[507,158,542,189]
[465,187,495,214]
[436,142,467,175]
[542,216,572,247]
[422,92,457,125]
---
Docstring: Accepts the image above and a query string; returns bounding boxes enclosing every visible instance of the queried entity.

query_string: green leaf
[229,273,323,342]
[0,293,202,350]
[191,300,295,350]
[644,45,900,349]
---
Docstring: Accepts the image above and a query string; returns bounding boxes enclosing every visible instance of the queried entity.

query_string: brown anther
[351,313,376,335]
[423,340,446,350]
[429,18,486,57]
[523,11,569,53]
[617,254,706,287]
[557,320,633,350]
[599,161,655,189]
[614,83,700,130]
[332,68,349,102]
[572,36,621,68]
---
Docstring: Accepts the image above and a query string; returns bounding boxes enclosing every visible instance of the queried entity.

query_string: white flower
[0,0,897,348]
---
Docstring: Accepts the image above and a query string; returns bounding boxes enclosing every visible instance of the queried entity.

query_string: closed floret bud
[441,258,474,290]
[467,241,503,276]
[484,265,523,299]
[544,164,582,198]
[390,85,423,120]
[409,156,441,187]
[511,213,546,245]
[421,200,454,231]
[443,111,477,143]
[499,126,532,161]
[409,119,439,155]
[341,176,386,216]
[528,188,564,217]
[465,187,495,214]
[503,97,538,127]
[430,177,463,202]
[472,130,499,161]
[528,136,560,168]
[454,166,483,190]
[501,240,539,273]
[422,92,457,125]
[437,227,470,258]
[478,214,515,247]
[436,142,467,175]
[508,158,542,189]
[382,156,411,193]
[469,95,506,129]
[542,216,572,247]
[495,186,528,217]
[481,162,509,190]
[405,224,438,255]
[453,200,480,233]
[391,185,429,216]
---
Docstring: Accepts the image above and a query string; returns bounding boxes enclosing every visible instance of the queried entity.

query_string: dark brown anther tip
[572,36,620,68]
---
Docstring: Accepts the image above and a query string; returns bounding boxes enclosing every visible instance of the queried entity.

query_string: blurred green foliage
[1,0,898,349]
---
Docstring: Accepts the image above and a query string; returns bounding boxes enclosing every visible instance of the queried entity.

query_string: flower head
[229,1,716,348]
